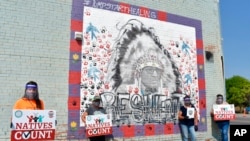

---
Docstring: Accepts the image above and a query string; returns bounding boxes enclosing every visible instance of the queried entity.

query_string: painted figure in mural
[182,41,191,56]
[88,63,100,82]
[13,81,45,110]
[178,95,198,141]
[86,22,99,40]
[210,94,230,141]
[81,95,106,141]
[105,19,182,96]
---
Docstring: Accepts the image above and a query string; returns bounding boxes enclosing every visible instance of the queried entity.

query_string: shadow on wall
[210,117,221,141]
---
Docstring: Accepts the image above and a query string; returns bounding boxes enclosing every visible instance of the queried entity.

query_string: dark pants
[89,135,105,141]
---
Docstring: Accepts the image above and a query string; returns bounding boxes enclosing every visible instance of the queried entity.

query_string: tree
[226,75,250,111]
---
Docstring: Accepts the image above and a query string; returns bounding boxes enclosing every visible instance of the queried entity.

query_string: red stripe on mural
[196,39,203,49]
[197,54,204,64]
[199,98,206,110]
[69,71,81,84]
[68,96,80,110]
[164,123,174,134]
[70,40,82,52]
[119,2,130,14]
[121,125,135,137]
[158,11,167,21]
[145,124,155,136]
[71,20,83,31]
[198,79,205,90]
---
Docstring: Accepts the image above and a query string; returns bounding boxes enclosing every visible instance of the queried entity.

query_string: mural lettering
[84,92,181,125]
[89,0,157,18]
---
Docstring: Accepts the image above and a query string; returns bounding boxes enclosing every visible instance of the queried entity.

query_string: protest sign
[11,110,56,141]
[187,107,195,118]
[85,114,112,137]
[213,104,235,121]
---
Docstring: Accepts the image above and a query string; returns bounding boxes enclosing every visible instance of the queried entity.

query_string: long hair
[106,19,182,94]
[23,81,42,109]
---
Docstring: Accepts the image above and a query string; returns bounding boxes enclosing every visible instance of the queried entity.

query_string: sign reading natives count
[213,104,235,121]
[11,110,56,141]
[85,114,112,137]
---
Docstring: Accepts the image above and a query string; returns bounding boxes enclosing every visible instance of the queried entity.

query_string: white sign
[213,104,235,121]
[85,114,112,137]
[11,110,56,141]
[187,107,195,118]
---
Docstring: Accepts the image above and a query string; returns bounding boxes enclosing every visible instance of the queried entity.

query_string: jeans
[180,124,196,141]
[216,121,229,141]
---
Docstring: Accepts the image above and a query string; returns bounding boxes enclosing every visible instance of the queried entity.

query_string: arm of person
[10,117,13,128]
[210,109,214,117]
[194,110,198,125]
[40,100,45,110]
[178,111,186,120]
[81,111,88,124]
[210,105,214,117]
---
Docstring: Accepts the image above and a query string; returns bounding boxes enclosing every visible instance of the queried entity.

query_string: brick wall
[0,0,224,140]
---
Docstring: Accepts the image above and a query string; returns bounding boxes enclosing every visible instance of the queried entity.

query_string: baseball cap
[93,95,101,101]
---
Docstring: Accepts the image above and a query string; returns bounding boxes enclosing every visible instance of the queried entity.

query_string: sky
[220,0,250,80]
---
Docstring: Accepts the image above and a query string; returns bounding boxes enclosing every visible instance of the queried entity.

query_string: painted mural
[68,0,206,139]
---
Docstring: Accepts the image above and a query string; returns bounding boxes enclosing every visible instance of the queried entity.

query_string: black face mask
[216,97,223,104]
[184,101,191,106]
[26,91,36,99]
[93,101,100,107]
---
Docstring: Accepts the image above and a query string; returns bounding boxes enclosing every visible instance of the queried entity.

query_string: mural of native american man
[105,19,183,96]
[81,18,198,125]
[98,19,186,124]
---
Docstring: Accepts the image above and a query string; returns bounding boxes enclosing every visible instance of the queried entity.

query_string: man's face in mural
[141,66,162,89]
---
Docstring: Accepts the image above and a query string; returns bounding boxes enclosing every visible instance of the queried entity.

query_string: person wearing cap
[81,95,106,141]
[178,95,198,141]
[210,94,229,141]
[13,81,44,110]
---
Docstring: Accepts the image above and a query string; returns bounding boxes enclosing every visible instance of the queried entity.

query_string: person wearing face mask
[210,94,229,141]
[13,81,44,110]
[178,95,198,141]
[81,95,106,141]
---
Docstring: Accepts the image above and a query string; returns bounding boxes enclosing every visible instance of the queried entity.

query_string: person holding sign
[178,95,198,141]
[10,81,54,141]
[13,81,44,110]
[81,95,106,141]
[210,94,231,141]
